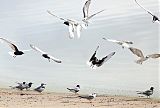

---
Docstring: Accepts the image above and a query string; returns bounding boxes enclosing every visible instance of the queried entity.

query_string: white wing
[30,44,46,54]
[47,10,67,21]
[68,24,75,39]
[104,38,120,43]
[76,25,82,39]
[48,54,62,63]
[86,9,105,21]
[135,0,154,16]
[83,0,91,18]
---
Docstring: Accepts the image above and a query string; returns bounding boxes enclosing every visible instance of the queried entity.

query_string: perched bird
[67,85,80,94]
[103,37,133,49]
[135,0,160,23]
[79,93,96,102]
[136,87,154,98]
[0,37,30,57]
[30,44,62,63]
[47,10,86,39]
[10,82,27,90]
[129,47,160,64]
[87,46,115,68]
[82,0,105,26]
[34,83,46,93]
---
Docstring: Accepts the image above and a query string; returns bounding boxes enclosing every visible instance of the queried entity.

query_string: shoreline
[0,88,160,108]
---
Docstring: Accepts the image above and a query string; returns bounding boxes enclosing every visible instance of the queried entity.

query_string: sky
[0,0,159,98]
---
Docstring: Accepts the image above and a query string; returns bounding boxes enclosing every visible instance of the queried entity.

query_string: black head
[22,82,26,84]
[28,82,33,87]
[150,87,154,91]
[64,21,69,26]
[41,83,46,86]
[76,85,80,88]
[153,16,159,23]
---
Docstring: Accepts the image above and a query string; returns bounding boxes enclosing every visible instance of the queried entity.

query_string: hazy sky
[0,0,159,98]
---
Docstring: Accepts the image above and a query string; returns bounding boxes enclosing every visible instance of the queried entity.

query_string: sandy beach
[0,88,159,108]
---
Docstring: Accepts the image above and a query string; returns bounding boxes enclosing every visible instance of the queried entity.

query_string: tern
[87,46,115,68]
[135,0,160,23]
[136,87,154,98]
[0,37,31,58]
[30,44,62,63]
[10,82,27,90]
[34,83,46,93]
[79,93,96,102]
[47,10,86,39]
[129,47,160,64]
[82,0,105,26]
[67,85,80,94]
[103,37,133,49]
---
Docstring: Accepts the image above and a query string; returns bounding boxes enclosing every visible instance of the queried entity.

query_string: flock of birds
[0,0,159,100]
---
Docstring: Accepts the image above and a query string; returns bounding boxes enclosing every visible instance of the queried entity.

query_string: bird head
[41,83,46,86]
[150,87,154,91]
[63,21,69,26]
[28,82,33,87]
[76,85,80,88]
[22,82,26,84]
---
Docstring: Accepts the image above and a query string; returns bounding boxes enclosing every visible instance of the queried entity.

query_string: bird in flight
[82,0,105,26]
[0,37,30,58]
[103,37,133,49]
[87,46,115,68]
[30,44,62,63]
[135,0,160,23]
[129,47,160,64]
[47,10,86,39]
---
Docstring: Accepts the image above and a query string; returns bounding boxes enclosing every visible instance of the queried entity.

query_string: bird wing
[146,54,160,59]
[76,24,82,38]
[83,0,91,18]
[102,52,115,63]
[122,41,133,44]
[0,37,19,52]
[30,44,46,54]
[104,38,121,44]
[86,9,105,21]
[47,10,67,21]
[68,23,75,39]
[129,47,144,58]
[135,0,154,16]
[48,54,62,63]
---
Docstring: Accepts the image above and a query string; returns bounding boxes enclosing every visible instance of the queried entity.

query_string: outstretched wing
[129,47,144,58]
[48,54,62,63]
[103,38,121,44]
[146,54,160,59]
[86,9,105,21]
[102,52,115,63]
[135,0,154,16]
[47,10,67,21]
[0,37,19,52]
[30,44,46,54]
[83,0,91,18]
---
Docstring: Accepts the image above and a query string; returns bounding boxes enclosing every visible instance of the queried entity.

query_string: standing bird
[10,82,27,90]
[136,87,154,98]
[79,93,97,102]
[34,83,46,93]
[129,47,160,64]
[135,0,160,23]
[67,85,80,94]
[24,82,33,90]
[47,10,86,39]
[30,44,62,63]
[103,37,133,49]
[0,37,30,57]
[87,46,115,68]
[82,0,105,26]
